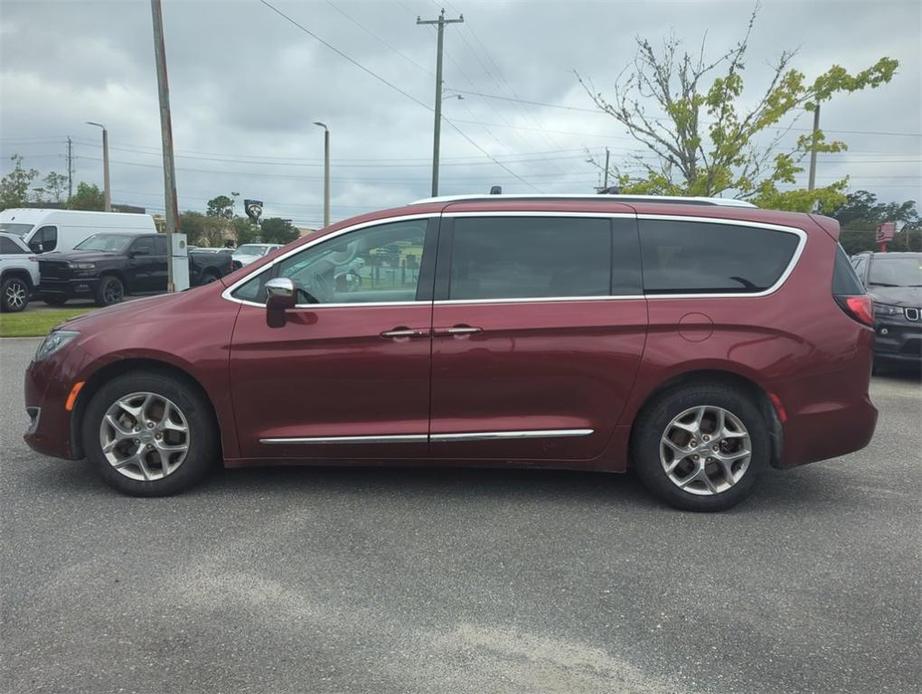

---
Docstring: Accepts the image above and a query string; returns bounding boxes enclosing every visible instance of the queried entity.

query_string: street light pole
[85,121,111,211]
[314,121,330,227]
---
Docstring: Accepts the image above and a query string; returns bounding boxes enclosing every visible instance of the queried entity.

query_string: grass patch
[0,308,95,338]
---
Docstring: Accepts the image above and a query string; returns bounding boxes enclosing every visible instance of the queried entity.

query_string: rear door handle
[381,327,429,339]
[433,325,483,336]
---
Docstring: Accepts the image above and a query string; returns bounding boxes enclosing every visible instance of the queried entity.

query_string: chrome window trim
[259,428,594,445]
[433,295,644,306]
[224,211,808,308]
[636,214,807,300]
[221,213,438,308]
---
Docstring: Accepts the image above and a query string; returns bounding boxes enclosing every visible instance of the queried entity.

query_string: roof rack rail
[409,194,757,208]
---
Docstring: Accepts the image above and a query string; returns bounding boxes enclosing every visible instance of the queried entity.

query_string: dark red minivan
[24,195,878,510]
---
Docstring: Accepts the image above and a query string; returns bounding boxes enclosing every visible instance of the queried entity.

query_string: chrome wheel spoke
[100,391,190,483]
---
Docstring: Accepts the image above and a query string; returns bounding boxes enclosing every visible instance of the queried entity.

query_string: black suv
[851,251,922,365]
[38,233,234,306]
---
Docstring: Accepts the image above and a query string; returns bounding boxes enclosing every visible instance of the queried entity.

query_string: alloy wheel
[4,280,27,310]
[99,392,190,481]
[659,405,752,496]
[104,280,123,304]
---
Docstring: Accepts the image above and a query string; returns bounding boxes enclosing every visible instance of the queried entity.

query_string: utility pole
[313,122,331,227]
[602,147,611,189]
[807,103,821,191]
[66,137,74,199]
[150,0,179,292]
[85,122,111,211]
[417,8,463,197]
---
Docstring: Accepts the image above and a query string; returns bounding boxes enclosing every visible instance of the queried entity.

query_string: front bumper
[873,316,922,362]
[38,278,100,302]
[23,345,89,460]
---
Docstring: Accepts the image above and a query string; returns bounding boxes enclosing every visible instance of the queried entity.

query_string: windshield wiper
[868,282,899,287]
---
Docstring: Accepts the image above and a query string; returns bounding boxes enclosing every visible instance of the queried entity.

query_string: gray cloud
[1,0,919,227]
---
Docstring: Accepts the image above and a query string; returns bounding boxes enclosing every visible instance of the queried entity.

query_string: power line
[325,1,433,76]
[260,0,539,191]
[449,89,922,138]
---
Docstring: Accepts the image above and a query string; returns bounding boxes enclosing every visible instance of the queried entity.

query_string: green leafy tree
[577,8,898,211]
[232,216,260,245]
[41,171,68,203]
[66,182,105,211]
[206,195,234,219]
[179,211,228,247]
[259,217,299,245]
[0,154,39,210]
[832,190,920,253]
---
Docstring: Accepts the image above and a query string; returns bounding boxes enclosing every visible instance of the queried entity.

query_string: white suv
[0,232,40,312]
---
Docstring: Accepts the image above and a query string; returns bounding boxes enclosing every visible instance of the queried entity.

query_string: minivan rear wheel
[82,371,218,496]
[632,384,768,512]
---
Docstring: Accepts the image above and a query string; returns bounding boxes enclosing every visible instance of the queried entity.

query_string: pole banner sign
[876,221,896,243]
[244,199,263,223]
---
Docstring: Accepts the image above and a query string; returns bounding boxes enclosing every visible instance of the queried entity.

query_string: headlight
[872,302,901,317]
[70,262,96,271]
[34,330,79,362]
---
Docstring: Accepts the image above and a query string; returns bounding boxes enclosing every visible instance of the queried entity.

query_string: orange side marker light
[65,381,86,412]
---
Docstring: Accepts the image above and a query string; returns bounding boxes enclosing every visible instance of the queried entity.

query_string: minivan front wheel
[82,371,218,496]
[632,384,768,511]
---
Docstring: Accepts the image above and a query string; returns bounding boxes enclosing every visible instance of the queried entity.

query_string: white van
[0,208,155,254]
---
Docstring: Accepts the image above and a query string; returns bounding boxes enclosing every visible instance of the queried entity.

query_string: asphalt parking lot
[1,337,920,694]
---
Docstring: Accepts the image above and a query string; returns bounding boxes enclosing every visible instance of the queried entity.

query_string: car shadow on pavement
[26,453,871,515]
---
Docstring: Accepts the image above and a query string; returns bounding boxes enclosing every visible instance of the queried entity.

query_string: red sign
[876,222,896,243]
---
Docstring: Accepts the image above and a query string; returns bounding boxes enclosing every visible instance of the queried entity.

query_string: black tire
[201,269,220,284]
[1,276,30,313]
[95,275,125,306]
[81,371,219,496]
[42,295,68,307]
[631,383,769,512]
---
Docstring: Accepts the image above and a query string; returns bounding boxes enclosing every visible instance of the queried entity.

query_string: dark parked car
[37,233,234,306]
[24,195,877,511]
[850,251,922,366]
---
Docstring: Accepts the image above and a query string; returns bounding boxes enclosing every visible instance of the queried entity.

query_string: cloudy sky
[1,0,919,227]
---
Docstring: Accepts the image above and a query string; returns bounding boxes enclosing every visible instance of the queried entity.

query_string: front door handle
[381,327,428,339]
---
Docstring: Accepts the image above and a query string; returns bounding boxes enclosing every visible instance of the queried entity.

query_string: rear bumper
[778,395,878,468]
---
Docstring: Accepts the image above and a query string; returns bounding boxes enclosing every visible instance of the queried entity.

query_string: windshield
[236,244,268,256]
[0,222,34,237]
[74,234,135,252]
[868,256,922,287]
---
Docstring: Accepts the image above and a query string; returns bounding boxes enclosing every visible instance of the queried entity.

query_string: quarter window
[232,219,429,305]
[447,217,613,300]
[639,219,800,294]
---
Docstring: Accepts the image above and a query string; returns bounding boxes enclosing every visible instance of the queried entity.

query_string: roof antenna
[489,185,502,195]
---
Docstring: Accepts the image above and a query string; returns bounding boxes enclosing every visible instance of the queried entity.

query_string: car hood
[39,250,118,264]
[869,286,922,308]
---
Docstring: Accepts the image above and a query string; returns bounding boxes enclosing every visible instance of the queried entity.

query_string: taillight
[835,295,874,327]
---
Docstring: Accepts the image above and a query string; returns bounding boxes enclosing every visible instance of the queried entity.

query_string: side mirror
[265,277,296,311]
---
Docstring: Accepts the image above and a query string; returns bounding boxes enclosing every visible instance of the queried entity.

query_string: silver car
[231,243,282,267]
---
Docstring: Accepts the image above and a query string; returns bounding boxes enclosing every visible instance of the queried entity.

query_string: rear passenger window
[448,217,613,300]
[639,220,800,294]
